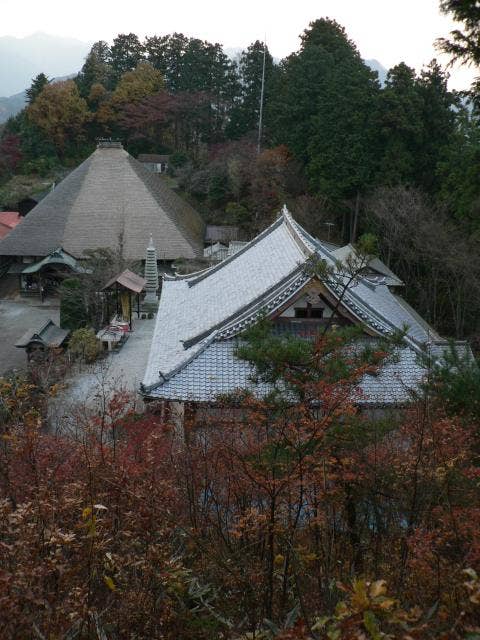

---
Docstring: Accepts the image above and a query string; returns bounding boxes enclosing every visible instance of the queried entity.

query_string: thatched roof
[0,143,205,261]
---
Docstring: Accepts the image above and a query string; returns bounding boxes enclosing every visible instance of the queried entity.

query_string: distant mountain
[0,89,26,124]
[365,59,388,86]
[0,32,90,96]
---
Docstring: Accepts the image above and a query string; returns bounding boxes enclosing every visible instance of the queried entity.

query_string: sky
[0,0,477,89]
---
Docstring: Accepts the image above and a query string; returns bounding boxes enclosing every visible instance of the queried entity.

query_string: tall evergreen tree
[77,41,113,95]
[109,33,145,82]
[416,59,457,193]
[144,33,239,141]
[376,63,424,186]
[144,33,189,92]
[375,60,456,193]
[26,73,50,104]
[269,19,379,205]
[227,41,275,140]
[437,108,480,226]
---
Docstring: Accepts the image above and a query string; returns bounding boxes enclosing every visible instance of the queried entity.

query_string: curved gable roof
[143,208,441,395]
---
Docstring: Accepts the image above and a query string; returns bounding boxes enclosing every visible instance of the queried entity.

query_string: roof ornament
[281,204,290,218]
[97,138,123,149]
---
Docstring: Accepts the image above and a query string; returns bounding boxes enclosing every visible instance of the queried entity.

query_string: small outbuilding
[102,269,146,330]
[137,154,170,174]
[8,247,84,300]
[205,225,240,244]
[15,320,70,362]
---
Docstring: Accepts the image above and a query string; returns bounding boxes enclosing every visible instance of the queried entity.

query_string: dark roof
[20,248,81,274]
[0,145,205,261]
[138,154,170,163]
[15,320,69,349]
[103,269,146,293]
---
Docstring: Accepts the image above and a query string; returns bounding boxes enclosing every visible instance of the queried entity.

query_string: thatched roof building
[0,142,205,261]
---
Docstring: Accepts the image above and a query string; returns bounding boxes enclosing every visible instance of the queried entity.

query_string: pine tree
[77,41,113,95]
[109,33,145,82]
[25,73,50,104]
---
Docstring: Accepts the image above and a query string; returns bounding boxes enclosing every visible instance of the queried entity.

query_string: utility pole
[257,38,267,155]
[324,222,335,242]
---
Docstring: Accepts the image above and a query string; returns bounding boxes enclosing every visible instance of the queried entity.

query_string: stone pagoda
[142,236,159,311]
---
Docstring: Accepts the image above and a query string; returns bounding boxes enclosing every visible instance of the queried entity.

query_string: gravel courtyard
[0,296,156,433]
[48,316,156,434]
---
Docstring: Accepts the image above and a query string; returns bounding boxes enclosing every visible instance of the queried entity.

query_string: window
[294,307,308,318]
[294,304,323,319]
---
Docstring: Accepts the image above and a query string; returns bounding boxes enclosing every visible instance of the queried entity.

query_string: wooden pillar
[129,291,132,331]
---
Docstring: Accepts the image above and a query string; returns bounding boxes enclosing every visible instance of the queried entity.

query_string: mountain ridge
[0,32,91,96]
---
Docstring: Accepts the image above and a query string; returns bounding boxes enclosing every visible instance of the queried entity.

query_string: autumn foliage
[1,327,479,638]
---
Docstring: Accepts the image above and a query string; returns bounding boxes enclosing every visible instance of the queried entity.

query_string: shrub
[60,278,88,331]
[68,327,102,363]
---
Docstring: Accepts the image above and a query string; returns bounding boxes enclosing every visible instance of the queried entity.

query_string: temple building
[141,207,469,416]
[0,141,205,295]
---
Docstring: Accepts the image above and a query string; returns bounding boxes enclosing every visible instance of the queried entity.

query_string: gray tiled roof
[15,320,69,348]
[142,208,455,404]
[0,145,205,261]
[146,337,424,405]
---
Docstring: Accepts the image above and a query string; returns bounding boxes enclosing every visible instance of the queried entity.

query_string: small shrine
[102,269,146,331]
[15,320,70,362]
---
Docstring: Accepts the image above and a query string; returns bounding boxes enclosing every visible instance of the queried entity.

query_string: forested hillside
[1,10,480,342]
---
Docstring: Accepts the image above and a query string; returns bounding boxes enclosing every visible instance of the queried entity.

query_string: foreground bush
[1,326,479,638]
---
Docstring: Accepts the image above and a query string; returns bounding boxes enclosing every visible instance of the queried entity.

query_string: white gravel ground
[48,317,156,435]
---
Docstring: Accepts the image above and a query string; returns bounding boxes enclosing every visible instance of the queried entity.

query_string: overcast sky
[0,0,477,89]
